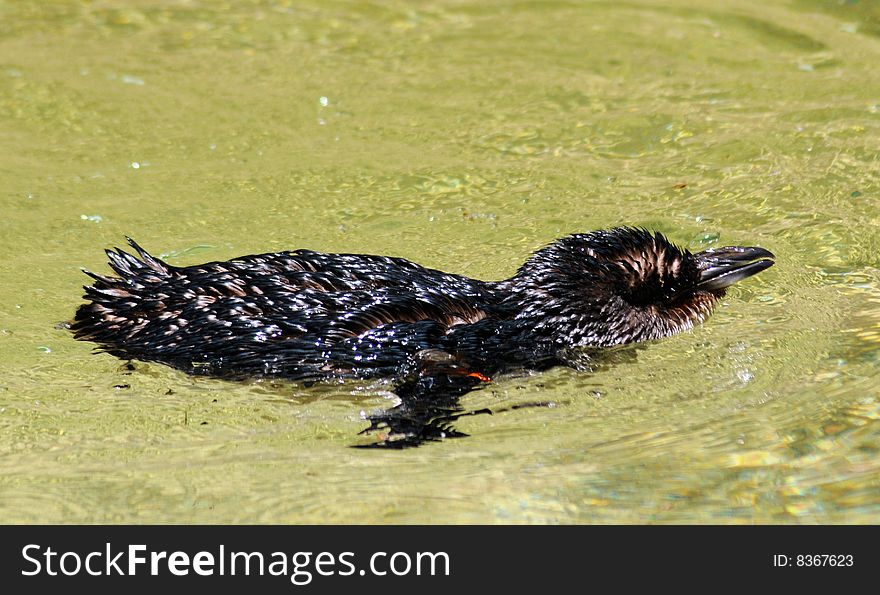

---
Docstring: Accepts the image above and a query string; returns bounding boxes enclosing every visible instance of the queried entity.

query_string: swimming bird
[71,227,774,385]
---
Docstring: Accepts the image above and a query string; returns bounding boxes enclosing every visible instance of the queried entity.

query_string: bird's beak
[693,246,775,292]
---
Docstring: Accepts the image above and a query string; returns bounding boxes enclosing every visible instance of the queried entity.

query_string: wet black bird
[72,227,774,385]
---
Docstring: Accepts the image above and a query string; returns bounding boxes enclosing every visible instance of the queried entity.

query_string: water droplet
[737,369,754,384]
[121,74,145,86]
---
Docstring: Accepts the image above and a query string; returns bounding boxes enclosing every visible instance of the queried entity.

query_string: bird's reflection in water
[355,345,642,448]
[356,373,487,448]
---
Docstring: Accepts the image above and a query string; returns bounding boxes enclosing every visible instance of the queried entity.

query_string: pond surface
[1,0,879,523]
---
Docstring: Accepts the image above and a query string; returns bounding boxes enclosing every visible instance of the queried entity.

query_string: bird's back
[72,240,506,380]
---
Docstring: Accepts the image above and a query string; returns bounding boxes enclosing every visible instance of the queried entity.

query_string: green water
[1,0,879,523]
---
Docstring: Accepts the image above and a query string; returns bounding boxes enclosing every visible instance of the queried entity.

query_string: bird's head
[506,227,774,348]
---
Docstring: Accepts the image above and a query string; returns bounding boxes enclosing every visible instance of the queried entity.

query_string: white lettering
[193,552,214,576]
[129,545,147,574]
[370,552,387,576]
[85,551,102,576]
[21,545,41,576]
[390,552,411,576]
[106,543,124,575]
[167,551,190,576]
[59,552,81,576]
[151,551,167,575]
